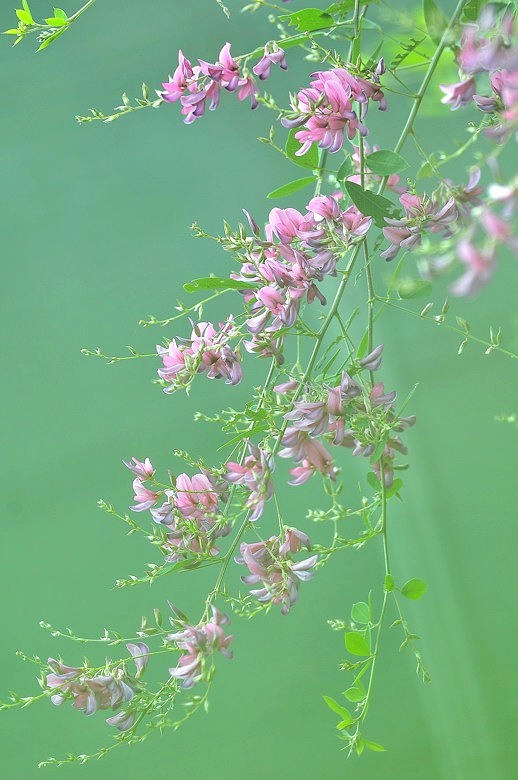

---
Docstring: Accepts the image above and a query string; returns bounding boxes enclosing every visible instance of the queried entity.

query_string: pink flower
[130,478,160,512]
[123,457,155,480]
[439,78,477,109]
[235,530,318,614]
[282,66,386,155]
[224,442,274,521]
[253,43,287,80]
[151,471,229,562]
[46,643,148,727]
[450,240,497,297]
[167,606,233,688]
[279,427,335,482]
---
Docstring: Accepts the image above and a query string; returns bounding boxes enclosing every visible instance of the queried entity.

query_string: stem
[69,0,97,23]
[393,0,467,156]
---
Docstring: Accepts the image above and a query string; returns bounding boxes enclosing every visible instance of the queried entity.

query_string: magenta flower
[123,457,155,480]
[439,78,477,109]
[46,643,148,729]
[157,317,242,392]
[279,427,335,483]
[159,41,287,123]
[252,43,287,80]
[382,192,458,261]
[235,530,318,614]
[167,606,233,688]
[225,442,274,521]
[450,239,497,297]
[130,478,160,512]
[282,66,386,155]
[151,470,229,562]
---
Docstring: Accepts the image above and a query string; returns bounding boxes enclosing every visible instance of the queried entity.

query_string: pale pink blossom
[130,478,160,512]
[167,606,233,688]
[235,530,318,614]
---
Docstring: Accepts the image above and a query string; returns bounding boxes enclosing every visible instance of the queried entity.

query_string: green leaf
[21,0,32,11]
[366,150,409,176]
[384,574,395,592]
[267,176,315,199]
[16,9,33,24]
[183,277,255,293]
[279,8,334,32]
[356,330,370,360]
[385,478,403,499]
[44,16,68,26]
[53,7,68,20]
[36,28,66,50]
[462,0,484,21]
[344,181,398,227]
[344,686,366,703]
[351,602,371,625]
[3,29,21,35]
[417,161,434,179]
[398,279,433,299]
[322,696,354,724]
[401,578,427,600]
[364,739,387,752]
[423,0,448,45]
[366,471,381,492]
[345,631,371,656]
[285,128,319,170]
[336,156,354,181]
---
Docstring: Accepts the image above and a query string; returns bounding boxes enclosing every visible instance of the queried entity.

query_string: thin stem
[393,0,467,156]
[69,0,97,23]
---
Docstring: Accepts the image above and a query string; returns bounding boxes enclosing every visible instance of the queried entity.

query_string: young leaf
[398,279,433,299]
[366,150,409,176]
[279,8,334,32]
[36,28,66,50]
[462,0,484,21]
[322,696,354,724]
[401,578,427,600]
[53,8,68,20]
[285,129,319,170]
[345,631,371,656]
[384,574,395,592]
[344,686,366,703]
[336,156,354,181]
[344,181,398,227]
[16,9,33,24]
[423,0,448,45]
[267,176,315,199]
[364,739,387,752]
[351,602,371,625]
[183,277,255,293]
[366,471,381,492]
[44,17,68,26]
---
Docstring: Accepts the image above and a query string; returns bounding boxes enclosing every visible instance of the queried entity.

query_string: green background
[1,1,517,778]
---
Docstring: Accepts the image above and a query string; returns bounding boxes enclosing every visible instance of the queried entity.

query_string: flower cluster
[281,63,386,155]
[440,8,518,141]
[235,528,318,614]
[46,643,149,731]
[381,192,458,261]
[167,606,233,688]
[157,317,242,393]
[159,42,286,123]
[224,441,275,521]
[414,171,518,297]
[232,195,371,363]
[126,459,230,562]
[278,345,414,487]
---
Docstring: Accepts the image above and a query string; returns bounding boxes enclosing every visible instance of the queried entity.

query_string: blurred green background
[1,1,517,778]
